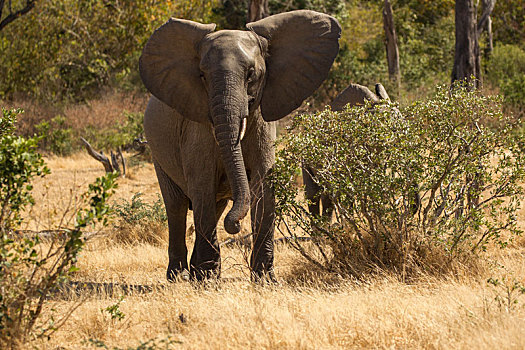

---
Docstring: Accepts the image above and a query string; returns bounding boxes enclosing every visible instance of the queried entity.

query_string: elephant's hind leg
[154,163,190,281]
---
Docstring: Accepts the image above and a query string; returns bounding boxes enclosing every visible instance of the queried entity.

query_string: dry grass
[18,154,525,349]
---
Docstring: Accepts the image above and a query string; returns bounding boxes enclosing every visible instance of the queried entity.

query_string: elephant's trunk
[210,74,250,235]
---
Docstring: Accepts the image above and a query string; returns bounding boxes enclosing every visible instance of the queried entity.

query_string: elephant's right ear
[139,18,216,124]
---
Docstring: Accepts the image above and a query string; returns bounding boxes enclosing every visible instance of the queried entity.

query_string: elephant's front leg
[189,197,221,280]
[250,172,276,282]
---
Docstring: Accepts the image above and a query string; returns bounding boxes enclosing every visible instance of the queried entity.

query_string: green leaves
[0,108,50,232]
[76,172,119,229]
[0,0,218,101]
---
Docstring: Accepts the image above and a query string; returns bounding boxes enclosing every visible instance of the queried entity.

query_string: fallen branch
[80,137,126,176]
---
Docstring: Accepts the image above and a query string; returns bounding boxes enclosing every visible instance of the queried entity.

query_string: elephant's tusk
[235,117,247,146]
[212,127,219,146]
[240,117,247,142]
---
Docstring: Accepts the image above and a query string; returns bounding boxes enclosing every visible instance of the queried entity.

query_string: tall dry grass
[17,155,525,349]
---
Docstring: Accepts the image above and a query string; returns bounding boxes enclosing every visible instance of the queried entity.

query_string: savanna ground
[21,151,525,349]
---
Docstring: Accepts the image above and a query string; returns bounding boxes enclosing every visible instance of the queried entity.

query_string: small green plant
[102,296,126,321]
[272,84,525,278]
[110,193,167,245]
[82,111,149,163]
[487,276,525,312]
[0,107,17,137]
[113,193,166,225]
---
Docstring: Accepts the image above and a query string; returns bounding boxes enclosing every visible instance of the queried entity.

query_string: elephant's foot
[166,263,190,282]
[251,269,278,284]
[190,266,221,282]
[189,259,221,281]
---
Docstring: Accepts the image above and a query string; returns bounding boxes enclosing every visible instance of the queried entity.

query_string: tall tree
[247,0,269,23]
[0,0,36,31]
[383,0,400,91]
[451,0,478,87]
[451,0,496,88]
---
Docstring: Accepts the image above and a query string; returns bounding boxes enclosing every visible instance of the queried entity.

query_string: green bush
[35,115,74,155]
[0,107,118,348]
[31,110,146,156]
[87,112,145,151]
[0,108,17,137]
[486,44,525,113]
[399,15,455,89]
[0,108,49,232]
[272,85,525,278]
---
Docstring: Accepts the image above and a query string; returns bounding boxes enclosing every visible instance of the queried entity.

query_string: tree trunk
[485,15,493,57]
[247,0,269,23]
[383,0,400,91]
[452,0,496,88]
[479,0,496,58]
[451,0,480,89]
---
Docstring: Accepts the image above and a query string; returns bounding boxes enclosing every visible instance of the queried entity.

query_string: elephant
[302,83,391,219]
[139,10,341,281]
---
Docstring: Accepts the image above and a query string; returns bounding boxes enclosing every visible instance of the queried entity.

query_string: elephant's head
[139,10,341,234]
[330,83,390,112]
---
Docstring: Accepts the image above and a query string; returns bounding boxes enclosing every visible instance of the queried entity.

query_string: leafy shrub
[399,15,455,90]
[35,115,74,155]
[31,110,147,157]
[272,85,525,279]
[110,193,167,246]
[0,108,17,136]
[0,108,118,348]
[492,0,525,46]
[486,44,525,115]
[83,112,145,151]
[0,108,49,232]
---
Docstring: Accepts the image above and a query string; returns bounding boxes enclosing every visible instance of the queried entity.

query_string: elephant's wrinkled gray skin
[302,83,390,218]
[139,10,341,281]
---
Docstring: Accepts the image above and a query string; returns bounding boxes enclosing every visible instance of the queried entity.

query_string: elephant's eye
[199,72,205,81]
[247,68,255,82]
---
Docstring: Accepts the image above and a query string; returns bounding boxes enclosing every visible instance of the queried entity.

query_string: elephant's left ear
[247,10,341,122]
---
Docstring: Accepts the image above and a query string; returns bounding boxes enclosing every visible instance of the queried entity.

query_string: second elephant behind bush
[302,83,390,218]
